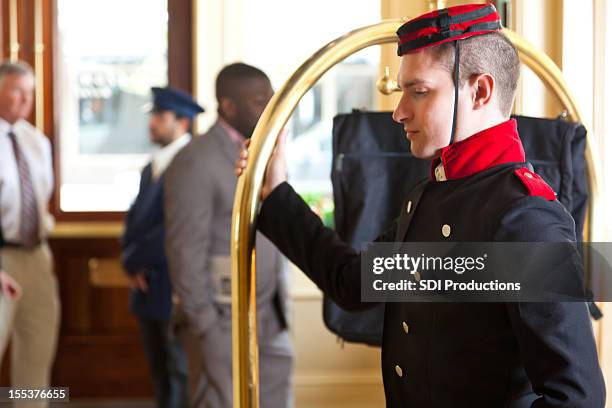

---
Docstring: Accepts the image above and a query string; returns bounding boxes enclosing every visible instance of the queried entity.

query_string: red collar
[430,119,525,181]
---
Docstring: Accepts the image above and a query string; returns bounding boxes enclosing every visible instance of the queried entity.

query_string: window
[56,0,168,212]
[595,0,612,233]
[241,1,380,197]
[513,0,612,236]
[561,0,612,237]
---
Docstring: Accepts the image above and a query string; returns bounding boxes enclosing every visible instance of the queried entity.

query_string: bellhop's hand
[235,130,288,201]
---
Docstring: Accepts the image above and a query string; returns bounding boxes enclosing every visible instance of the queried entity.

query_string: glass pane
[56,0,168,211]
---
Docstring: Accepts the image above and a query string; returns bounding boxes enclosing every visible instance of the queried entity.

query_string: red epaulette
[513,168,556,201]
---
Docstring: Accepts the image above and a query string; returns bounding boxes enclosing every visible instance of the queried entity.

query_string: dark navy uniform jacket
[257,119,605,407]
[121,163,173,321]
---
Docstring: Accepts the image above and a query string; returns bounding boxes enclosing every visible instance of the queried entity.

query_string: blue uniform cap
[151,86,205,119]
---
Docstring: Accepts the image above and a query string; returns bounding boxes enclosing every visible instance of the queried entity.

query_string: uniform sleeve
[258,182,396,311]
[164,150,219,337]
[495,196,605,407]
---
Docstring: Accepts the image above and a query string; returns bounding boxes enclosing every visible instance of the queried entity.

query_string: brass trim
[9,0,19,61]
[50,222,124,239]
[34,0,44,131]
[231,20,603,408]
[376,66,400,95]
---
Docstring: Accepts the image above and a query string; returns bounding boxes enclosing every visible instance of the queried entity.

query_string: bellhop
[235,3,605,407]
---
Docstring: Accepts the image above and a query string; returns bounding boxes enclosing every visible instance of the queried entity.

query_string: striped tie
[8,131,40,248]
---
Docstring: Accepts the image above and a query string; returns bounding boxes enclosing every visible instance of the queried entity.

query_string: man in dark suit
[122,87,204,408]
[236,4,605,407]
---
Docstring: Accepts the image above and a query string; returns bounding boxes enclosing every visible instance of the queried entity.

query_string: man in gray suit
[164,63,293,408]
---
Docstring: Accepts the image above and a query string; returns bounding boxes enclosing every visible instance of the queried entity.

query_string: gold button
[413,270,421,282]
[395,365,403,377]
[406,201,412,214]
[524,172,533,179]
[402,322,410,334]
[442,224,451,238]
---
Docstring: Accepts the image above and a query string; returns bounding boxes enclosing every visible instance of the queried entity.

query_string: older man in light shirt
[0,60,58,408]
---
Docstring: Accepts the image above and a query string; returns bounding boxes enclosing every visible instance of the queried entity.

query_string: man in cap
[0,60,58,408]
[164,63,293,408]
[236,4,604,407]
[121,86,204,408]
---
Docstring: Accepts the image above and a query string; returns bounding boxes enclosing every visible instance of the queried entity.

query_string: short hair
[426,32,520,117]
[0,60,34,81]
[215,62,269,102]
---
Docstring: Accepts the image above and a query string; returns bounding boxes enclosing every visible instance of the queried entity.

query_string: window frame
[2,0,195,222]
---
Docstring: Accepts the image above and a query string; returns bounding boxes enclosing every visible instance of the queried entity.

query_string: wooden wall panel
[1,237,152,397]
[53,335,152,398]
[168,0,193,93]
[16,0,33,63]
[0,0,9,58]
[48,237,151,397]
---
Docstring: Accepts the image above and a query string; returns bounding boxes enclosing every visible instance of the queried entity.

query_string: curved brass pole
[231,20,603,408]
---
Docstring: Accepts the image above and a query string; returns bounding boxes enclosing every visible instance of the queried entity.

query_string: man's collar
[0,117,13,134]
[151,132,191,180]
[217,116,246,146]
[430,119,525,181]
[156,132,190,156]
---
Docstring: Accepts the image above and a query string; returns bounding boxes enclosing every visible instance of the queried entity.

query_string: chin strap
[449,40,460,145]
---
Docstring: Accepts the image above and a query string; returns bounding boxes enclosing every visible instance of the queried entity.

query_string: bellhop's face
[392,51,465,159]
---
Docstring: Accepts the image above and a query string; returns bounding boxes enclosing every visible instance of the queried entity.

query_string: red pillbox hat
[396,3,502,56]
